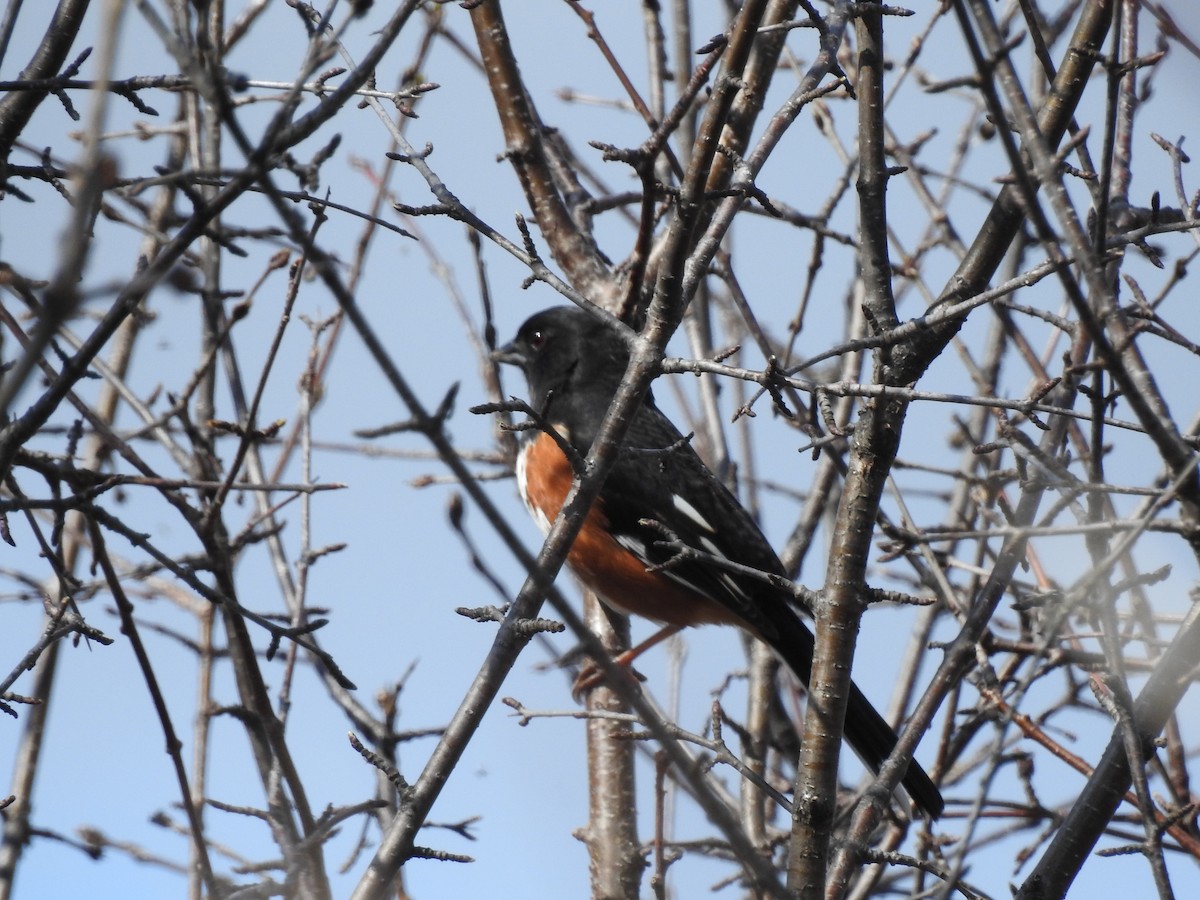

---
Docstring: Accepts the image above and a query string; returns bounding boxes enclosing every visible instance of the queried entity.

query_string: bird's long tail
[770,612,945,819]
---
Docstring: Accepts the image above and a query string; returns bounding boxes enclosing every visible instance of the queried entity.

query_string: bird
[491,304,944,819]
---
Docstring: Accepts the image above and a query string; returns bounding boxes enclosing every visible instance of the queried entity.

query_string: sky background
[3,2,1200,898]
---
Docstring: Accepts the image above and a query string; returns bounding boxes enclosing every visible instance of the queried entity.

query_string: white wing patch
[672,494,716,533]
[717,572,750,602]
[615,533,650,562]
[624,513,756,608]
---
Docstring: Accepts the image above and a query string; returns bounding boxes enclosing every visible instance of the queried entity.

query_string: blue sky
[3,3,1200,898]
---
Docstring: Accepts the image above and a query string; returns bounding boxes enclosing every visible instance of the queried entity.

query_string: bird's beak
[490,340,526,368]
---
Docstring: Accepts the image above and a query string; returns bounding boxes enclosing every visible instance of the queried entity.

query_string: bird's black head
[492,306,631,414]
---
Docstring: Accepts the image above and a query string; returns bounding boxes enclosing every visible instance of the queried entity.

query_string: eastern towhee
[493,305,943,819]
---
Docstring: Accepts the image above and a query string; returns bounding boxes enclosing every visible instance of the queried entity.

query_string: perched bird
[493,305,943,818]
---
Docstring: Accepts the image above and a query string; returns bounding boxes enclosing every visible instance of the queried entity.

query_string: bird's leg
[571,624,682,698]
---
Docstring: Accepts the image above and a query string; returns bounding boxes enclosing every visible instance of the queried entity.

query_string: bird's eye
[528,329,547,351]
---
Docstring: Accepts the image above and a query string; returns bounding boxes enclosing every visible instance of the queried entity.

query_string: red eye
[528,329,547,351]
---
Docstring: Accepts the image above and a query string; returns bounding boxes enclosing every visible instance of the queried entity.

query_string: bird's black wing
[597,402,945,818]
[599,402,804,642]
